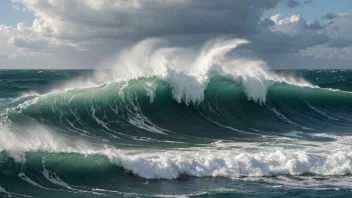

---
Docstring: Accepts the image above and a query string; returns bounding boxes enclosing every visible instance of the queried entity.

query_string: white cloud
[338,12,351,20]
[2,0,295,68]
[270,14,308,36]
[0,0,350,68]
[12,4,27,11]
[301,45,352,60]
[0,52,17,60]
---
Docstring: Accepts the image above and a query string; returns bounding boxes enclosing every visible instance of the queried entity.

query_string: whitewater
[1,38,352,197]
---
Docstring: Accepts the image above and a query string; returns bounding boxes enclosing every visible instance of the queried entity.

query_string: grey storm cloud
[8,37,50,50]
[0,0,350,69]
[260,18,276,27]
[303,0,313,4]
[7,0,306,43]
[323,13,338,20]
[307,20,324,30]
[250,15,329,54]
[287,0,301,7]
[322,12,350,20]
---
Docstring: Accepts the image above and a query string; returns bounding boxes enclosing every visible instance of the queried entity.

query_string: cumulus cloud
[270,14,308,36]
[248,14,329,54]
[2,0,302,68]
[9,0,282,43]
[0,0,350,68]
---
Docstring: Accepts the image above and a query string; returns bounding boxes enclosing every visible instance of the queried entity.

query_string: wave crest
[91,38,312,104]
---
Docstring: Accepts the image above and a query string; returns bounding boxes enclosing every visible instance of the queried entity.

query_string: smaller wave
[1,122,352,181]
[2,146,352,180]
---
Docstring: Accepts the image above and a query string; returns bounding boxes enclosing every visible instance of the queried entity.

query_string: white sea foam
[103,147,352,179]
[104,133,352,179]
[2,116,351,181]
[1,120,352,180]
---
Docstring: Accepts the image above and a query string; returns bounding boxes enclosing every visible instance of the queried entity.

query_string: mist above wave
[56,38,310,105]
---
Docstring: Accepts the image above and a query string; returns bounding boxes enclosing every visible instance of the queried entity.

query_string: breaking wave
[1,38,352,195]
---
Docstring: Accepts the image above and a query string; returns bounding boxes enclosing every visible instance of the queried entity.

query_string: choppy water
[0,37,351,197]
[1,69,352,197]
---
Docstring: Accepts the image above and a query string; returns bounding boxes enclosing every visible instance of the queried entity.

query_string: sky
[0,0,351,69]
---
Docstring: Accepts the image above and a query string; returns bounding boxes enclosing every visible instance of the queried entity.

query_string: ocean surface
[0,68,352,198]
